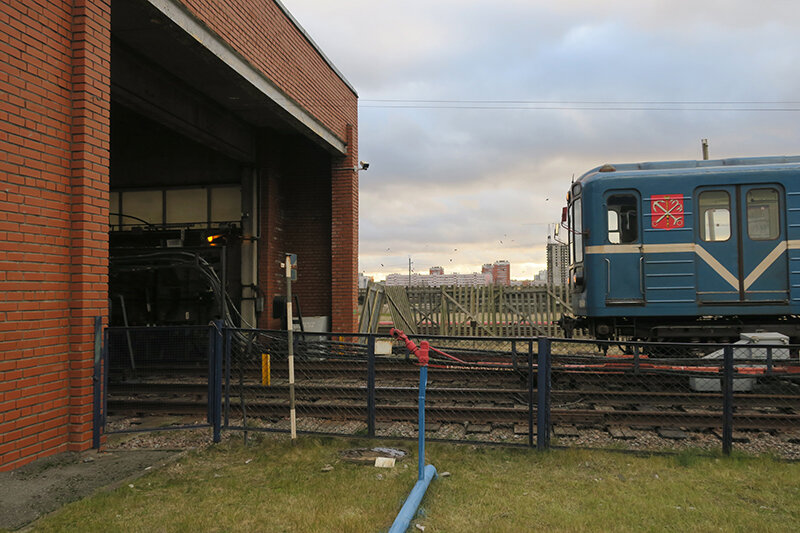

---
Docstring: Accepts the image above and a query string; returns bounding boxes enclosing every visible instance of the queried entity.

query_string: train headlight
[571,266,584,288]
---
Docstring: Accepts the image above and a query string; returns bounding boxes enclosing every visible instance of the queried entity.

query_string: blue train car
[562,155,800,342]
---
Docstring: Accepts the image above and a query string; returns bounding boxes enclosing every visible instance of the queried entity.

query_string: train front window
[606,194,638,244]
[746,188,779,240]
[699,190,731,241]
[572,197,583,263]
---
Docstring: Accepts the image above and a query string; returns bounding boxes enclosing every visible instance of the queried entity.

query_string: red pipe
[389,328,429,366]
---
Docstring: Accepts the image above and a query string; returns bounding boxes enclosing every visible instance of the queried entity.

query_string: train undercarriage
[560,314,800,345]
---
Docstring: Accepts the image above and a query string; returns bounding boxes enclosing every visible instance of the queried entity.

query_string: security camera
[359,161,370,171]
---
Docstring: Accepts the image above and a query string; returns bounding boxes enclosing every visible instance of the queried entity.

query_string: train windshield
[571,197,583,263]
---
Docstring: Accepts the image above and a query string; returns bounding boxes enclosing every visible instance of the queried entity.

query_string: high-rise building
[546,237,570,287]
[492,260,511,286]
[430,266,444,275]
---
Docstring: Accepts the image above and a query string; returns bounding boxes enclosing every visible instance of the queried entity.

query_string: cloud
[284,0,800,280]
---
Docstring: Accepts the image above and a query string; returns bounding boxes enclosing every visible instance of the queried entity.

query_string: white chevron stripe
[693,245,740,290]
[743,241,788,290]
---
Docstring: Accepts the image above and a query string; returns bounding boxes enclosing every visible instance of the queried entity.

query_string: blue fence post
[206,321,224,443]
[527,339,534,448]
[103,327,109,436]
[213,320,224,443]
[207,325,215,426]
[722,345,734,456]
[224,328,232,428]
[367,335,376,438]
[92,316,103,449]
[511,340,518,371]
[537,337,551,451]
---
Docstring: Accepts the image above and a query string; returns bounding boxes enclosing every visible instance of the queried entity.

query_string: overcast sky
[283,0,800,280]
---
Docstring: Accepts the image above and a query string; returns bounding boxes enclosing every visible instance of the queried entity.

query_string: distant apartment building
[385,271,491,287]
[546,238,569,287]
[492,260,511,286]
[385,260,511,287]
[385,266,492,287]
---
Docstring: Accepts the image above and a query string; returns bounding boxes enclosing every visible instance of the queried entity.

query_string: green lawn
[30,435,800,532]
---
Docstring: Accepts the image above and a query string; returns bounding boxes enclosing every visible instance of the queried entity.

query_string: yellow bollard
[262,353,270,386]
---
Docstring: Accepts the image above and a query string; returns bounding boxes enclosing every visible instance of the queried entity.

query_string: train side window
[698,190,731,241]
[746,188,779,240]
[606,194,638,244]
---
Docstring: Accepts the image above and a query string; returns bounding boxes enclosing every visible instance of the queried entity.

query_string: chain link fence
[547,338,800,456]
[374,334,534,446]
[96,326,800,458]
[103,325,214,435]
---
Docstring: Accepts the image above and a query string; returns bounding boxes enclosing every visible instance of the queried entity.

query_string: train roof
[577,155,800,184]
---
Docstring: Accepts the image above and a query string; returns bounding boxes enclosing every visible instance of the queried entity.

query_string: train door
[605,192,643,304]
[694,185,788,304]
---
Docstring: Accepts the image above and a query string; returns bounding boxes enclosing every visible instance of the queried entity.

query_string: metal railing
[95,324,800,458]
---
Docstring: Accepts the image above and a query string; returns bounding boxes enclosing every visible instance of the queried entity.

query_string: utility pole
[408,257,412,287]
[701,138,709,160]
[284,253,297,442]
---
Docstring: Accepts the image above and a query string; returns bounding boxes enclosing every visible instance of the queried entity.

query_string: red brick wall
[257,139,286,331]
[178,0,357,142]
[0,0,110,471]
[282,145,332,320]
[257,139,335,330]
[331,125,358,332]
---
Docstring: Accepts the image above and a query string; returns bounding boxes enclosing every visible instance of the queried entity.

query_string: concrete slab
[553,425,580,437]
[657,427,687,440]
[608,426,636,440]
[0,449,181,531]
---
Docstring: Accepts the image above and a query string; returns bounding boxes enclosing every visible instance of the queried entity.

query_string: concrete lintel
[147,0,347,156]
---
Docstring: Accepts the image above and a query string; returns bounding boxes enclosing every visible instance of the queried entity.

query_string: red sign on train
[651,195,684,230]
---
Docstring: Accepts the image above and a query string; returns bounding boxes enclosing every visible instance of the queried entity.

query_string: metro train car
[560,155,800,343]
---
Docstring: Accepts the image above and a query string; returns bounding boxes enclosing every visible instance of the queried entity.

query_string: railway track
[108,358,800,433]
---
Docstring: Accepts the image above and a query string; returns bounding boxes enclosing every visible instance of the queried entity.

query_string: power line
[361,98,800,105]
[358,98,800,111]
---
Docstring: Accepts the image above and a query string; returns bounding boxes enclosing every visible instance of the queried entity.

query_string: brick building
[1,0,358,471]
[492,260,511,286]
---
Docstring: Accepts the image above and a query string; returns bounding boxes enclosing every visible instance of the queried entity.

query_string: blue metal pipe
[388,464,438,533]
[418,365,427,479]
[388,353,437,533]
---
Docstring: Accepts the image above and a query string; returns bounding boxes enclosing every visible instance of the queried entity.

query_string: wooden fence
[358,284,571,338]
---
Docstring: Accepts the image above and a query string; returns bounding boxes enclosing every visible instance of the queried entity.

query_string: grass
[30,435,800,532]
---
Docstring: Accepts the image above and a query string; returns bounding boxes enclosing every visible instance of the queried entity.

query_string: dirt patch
[0,449,179,531]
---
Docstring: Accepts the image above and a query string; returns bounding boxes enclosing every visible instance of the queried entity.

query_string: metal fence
[96,324,800,459]
[99,325,216,438]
